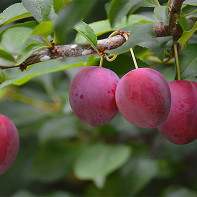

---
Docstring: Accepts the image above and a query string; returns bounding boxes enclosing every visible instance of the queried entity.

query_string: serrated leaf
[74,143,131,185]
[22,0,53,23]
[53,0,71,13]
[2,27,33,54]
[154,5,169,25]
[0,3,32,27]
[31,21,54,37]
[178,22,197,49]
[75,14,154,43]
[184,0,197,6]
[0,49,16,66]
[0,56,88,88]
[74,21,98,52]
[54,0,98,44]
[108,0,140,27]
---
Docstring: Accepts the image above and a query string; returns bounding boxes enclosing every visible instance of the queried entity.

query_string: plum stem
[99,56,104,67]
[124,33,139,69]
[174,43,181,80]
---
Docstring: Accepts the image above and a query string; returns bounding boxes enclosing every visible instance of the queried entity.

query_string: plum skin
[69,66,120,126]
[157,80,197,145]
[0,114,19,175]
[115,68,171,128]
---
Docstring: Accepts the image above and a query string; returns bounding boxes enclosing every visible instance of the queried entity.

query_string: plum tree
[157,80,197,145]
[115,68,171,128]
[0,115,19,175]
[69,66,120,126]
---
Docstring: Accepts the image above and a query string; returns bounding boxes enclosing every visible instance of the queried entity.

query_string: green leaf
[110,23,165,60]
[30,143,79,182]
[74,143,131,186]
[75,15,154,43]
[0,3,32,27]
[39,115,78,143]
[154,5,169,25]
[177,15,190,31]
[54,0,98,44]
[0,49,16,66]
[74,21,98,52]
[16,43,48,66]
[178,22,197,49]
[53,0,71,13]
[108,0,139,27]
[22,0,53,23]
[0,57,87,88]
[142,0,159,7]
[182,58,197,79]
[0,21,38,41]
[184,0,197,6]
[31,21,54,37]
[179,44,197,75]
[2,27,33,54]
[122,158,158,194]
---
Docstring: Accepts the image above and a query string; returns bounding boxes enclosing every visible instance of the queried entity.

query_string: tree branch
[0,0,189,71]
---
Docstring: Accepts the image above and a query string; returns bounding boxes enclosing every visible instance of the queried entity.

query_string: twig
[0,0,188,71]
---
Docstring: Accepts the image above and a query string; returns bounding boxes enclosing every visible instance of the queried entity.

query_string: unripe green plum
[158,80,197,145]
[0,115,19,175]
[69,66,120,126]
[115,68,171,128]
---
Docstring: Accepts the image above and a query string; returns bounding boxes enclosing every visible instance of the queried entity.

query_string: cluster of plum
[0,115,19,176]
[69,66,197,145]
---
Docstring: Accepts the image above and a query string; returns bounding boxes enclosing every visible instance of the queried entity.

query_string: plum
[157,80,197,145]
[0,114,19,175]
[69,66,120,126]
[115,68,171,128]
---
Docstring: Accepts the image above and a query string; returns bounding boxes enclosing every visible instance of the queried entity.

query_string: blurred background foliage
[0,0,197,197]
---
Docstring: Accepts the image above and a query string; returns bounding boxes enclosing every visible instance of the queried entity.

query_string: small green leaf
[0,49,16,66]
[74,21,98,52]
[0,3,32,27]
[54,0,98,44]
[154,5,169,25]
[53,0,71,13]
[2,27,33,54]
[74,143,131,185]
[108,0,140,27]
[0,70,5,83]
[22,0,53,23]
[178,22,197,49]
[162,187,197,197]
[31,21,54,37]
[184,0,197,6]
